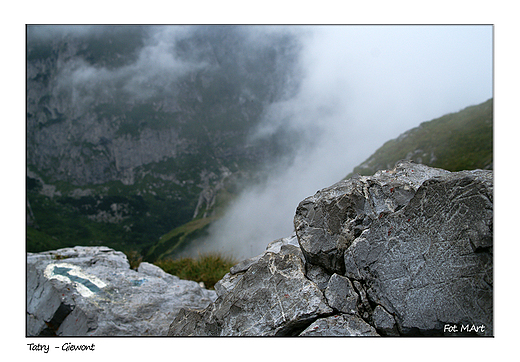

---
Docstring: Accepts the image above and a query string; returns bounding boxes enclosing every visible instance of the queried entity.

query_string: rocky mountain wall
[26,26,301,187]
[26,26,304,253]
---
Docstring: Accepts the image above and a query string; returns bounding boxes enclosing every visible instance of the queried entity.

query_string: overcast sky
[189,25,493,259]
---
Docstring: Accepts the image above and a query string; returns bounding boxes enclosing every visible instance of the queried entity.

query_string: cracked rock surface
[169,251,332,336]
[169,161,493,336]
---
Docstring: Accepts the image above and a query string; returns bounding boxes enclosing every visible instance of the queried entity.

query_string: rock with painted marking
[26,246,216,336]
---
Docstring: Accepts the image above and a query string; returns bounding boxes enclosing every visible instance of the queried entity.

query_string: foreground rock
[169,161,493,336]
[27,246,216,336]
[170,251,332,336]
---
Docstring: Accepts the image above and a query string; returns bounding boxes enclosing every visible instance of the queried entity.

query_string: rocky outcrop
[170,250,332,336]
[168,161,493,336]
[27,246,216,336]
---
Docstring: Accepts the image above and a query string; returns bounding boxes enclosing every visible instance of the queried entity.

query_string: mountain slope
[345,98,493,180]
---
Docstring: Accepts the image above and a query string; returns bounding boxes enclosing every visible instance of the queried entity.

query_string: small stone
[324,274,359,314]
[299,314,379,336]
[372,305,399,336]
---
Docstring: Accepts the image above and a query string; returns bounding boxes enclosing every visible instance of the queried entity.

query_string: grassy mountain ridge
[345,98,493,180]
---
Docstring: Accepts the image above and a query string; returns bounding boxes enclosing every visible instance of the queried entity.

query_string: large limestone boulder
[169,161,493,336]
[169,250,332,336]
[341,165,493,335]
[294,162,450,275]
[27,246,216,336]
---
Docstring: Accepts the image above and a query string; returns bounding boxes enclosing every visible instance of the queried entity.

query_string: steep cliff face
[27,26,300,184]
[26,25,303,254]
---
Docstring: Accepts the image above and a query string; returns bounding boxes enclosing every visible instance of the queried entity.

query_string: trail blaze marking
[44,263,107,298]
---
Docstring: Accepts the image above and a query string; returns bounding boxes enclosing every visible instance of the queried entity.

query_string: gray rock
[353,280,373,321]
[213,272,244,298]
[294,161,449,275]
[214,234,304,299]
[372,305,399,336]
[169,251,332,336]
[229,254,264,275]
[299,314,379,336]
[228,233,302,275]
[324,274,359,315]
[305,262,332,291]
[265,233,301,253]
[167,161,493,337]
[342,168,492,335]
[27,246,216,336]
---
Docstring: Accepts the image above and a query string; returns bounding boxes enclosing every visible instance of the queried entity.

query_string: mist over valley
[26,25,493,262]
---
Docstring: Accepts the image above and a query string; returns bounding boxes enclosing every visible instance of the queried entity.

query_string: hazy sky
[188,25,493,259]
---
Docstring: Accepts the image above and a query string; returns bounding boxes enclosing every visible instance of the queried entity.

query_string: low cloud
[189,25,493,260]
[46,26,207,106]
[27,25,492,260]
